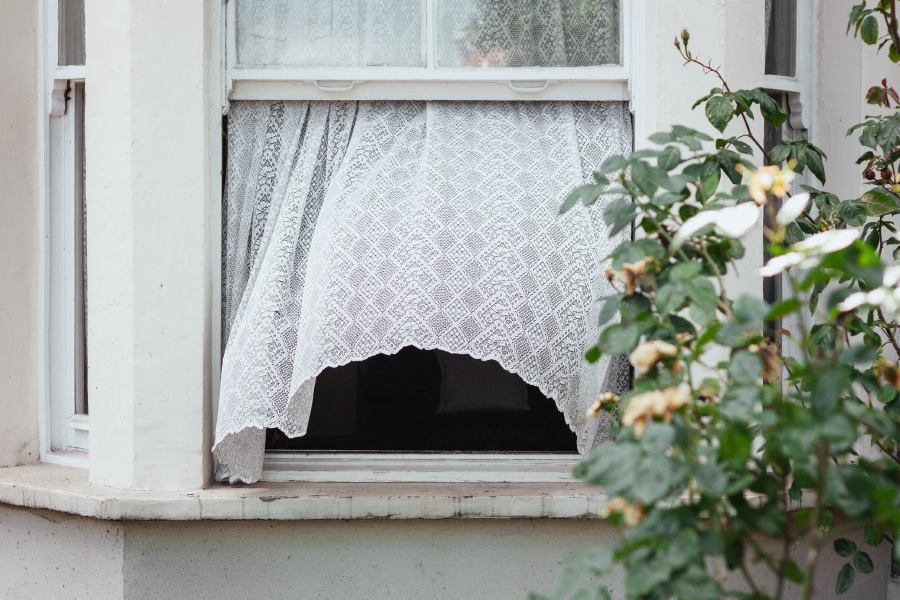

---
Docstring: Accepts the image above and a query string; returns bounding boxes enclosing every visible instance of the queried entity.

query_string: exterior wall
[0,504,124,600]
[84,0,213,490]
[0,0,41,467]
[0,504,891,600]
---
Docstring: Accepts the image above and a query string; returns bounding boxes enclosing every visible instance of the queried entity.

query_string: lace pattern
[216,100,632,483]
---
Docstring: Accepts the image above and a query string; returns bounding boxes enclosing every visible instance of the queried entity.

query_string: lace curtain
[216,100,632,483]
[235,0,619,68]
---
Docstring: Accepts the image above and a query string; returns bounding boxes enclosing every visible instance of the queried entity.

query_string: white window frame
[764,0,817,365]
[225,0,634,103]
[39,0,90,469]
[216,0,641,483]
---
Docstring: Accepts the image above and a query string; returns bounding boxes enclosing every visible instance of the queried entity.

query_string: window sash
[225,0,631,101]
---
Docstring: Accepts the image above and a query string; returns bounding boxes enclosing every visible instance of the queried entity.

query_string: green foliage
[535,19,900,600]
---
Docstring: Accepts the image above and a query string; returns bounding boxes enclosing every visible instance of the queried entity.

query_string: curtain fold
[216,100,632,483]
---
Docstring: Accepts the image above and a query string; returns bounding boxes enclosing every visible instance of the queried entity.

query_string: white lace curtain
[216,100,632,483]
[235,0,619,68]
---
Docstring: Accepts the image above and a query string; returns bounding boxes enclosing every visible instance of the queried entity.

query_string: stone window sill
[0,463,609,521]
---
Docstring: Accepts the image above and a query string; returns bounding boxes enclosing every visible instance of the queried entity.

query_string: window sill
[0,463,610,521]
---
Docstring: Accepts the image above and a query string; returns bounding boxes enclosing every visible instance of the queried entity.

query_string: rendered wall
[0,504,890,600]
[0,0,41,467]
[0,505,124,600]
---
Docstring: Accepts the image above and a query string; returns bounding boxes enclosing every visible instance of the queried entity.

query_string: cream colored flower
[621,387,691,438]
[629,340,679,371]
[746,164,795,205]
[604,498,645,526]
[586,392,620,419]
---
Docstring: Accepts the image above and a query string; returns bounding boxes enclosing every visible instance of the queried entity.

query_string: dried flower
[757,339,781,384]
[608,257,657,296]
[629,340,679,371]
[587,392,620,419]
[604,498,646,526]
[877,358,900,391]
[621,387,691,438]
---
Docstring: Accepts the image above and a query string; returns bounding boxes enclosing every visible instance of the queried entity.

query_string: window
[43,0,89,467]
[215,0,634,483]
[763,0,813,360]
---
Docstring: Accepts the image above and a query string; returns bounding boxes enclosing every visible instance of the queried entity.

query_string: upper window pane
[236,0,425,68]
[58,0,85,66]
[436,0,620,68]
[765,0,796,77]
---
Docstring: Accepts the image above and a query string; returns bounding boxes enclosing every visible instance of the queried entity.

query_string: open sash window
[215,0,634,483]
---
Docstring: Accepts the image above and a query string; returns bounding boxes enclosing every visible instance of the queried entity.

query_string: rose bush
[531,10,900,600]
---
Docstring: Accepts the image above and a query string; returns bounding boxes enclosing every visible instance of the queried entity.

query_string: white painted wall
[0,0,41,468]
[84,0,213,490]
[0,504,890,600]
[0,505,124,600]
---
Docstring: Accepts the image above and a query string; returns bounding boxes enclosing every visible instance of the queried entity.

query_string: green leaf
[705,95,735,133]
[603,197,638,237]
[585,345,601,363]
[813,368,848,415]
[780,560,804,583]
[640,423,675,455]
[633,456,672,503]
[729,351,763,385]
[838,200,868,226]
[553,546,615,598]
[648,131,675,144]
[694,462,727,496]
[599,323,640,355]
[682,277,718,325]
[734,294,769,324]
[827,465,873,518]
[865,523,884,547]
[561,184,603,214]
[891,43,900,63]
[861,15,879,45]
[598,296,622,327]
[806,146,826,183]
[839,344,880,364]
[859,188,900,217]
[597,155,628,177]
[769,144,792,165]
[656,283,687,315]
[632,161,663,197]
[766,298,801,321]
[670,565,723,600]
[854,551,875,574]
[833,538,858,557]
[571,586,611,600]
[670,261,703,282]
[837,563,855,595]
[658,146,681,171]
[785,222,805,245]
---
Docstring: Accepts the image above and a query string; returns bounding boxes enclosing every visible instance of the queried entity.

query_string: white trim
[260,453,581,483]
[40,0,89,462]
[43,450,89,470]
[37,0,51,463]
[231,79,629,102]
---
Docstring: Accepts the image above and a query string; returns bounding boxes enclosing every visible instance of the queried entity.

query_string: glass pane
[437,0,619,68]
[236,0,425,68]
[58,0,85,66]
[765,0,796,77]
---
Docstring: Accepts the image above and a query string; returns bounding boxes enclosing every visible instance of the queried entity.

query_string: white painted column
[0,1,41,468]
[85,0,212,489]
